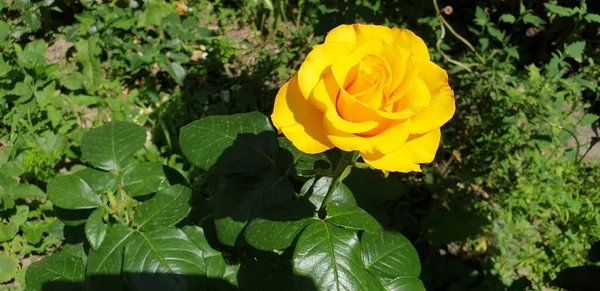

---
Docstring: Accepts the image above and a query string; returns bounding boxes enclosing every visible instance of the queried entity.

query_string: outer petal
[325,24,357,44]
[271,75,334,154]
[297,42,355,99]
[325,24,392,45]
[409,61,455,134]
[324,118,410,154]
[390,28,430,60]
[361,128,441,172]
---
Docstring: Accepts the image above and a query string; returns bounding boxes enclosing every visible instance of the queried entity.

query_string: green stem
[318,151,360,214]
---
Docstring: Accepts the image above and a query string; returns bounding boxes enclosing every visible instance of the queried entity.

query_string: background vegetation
[1,0,599,290]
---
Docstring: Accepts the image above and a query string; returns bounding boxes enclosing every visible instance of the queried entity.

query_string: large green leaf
[86,225,135,291]
[26,244,86,291]
[182,225,240,287]
[179,112,278,174]
[76,36,101,94]
[0,254,19,283]
[214,171,294,246]
[120,163,171,197]
[361,230,421,279]
[300,177,356,209]
[123,228,207,290]
[276,137,329,177]
[244,199,317,250]
[293,222,382,291]
[134,184,192,230]
[327,204,381,233]
[379,277,426,291]
[47,175,102,210]
[81,121,146,171]
[74,168,117,194]
[85,208,108,250]
[344,168,409,224]
[53,207,95,226]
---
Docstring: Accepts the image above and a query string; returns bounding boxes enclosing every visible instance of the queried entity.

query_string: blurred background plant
[0,0,599,290]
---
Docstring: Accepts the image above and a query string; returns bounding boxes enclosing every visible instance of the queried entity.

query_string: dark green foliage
[1,0,599,290]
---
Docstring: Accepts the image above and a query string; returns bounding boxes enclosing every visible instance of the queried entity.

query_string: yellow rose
[271,24,455,172]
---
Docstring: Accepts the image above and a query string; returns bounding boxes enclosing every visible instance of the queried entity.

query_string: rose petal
[310,71,380,133]
[324,118,410,154]
[390,28,430,60]
[409,61,455,134]
[297,42,355,99]
[272,75,334,154]
[361,128,441,172]
[326,24,393,45]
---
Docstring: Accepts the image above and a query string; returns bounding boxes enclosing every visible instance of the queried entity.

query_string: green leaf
[13,184,45,200]
[22,220,50,244]
[76,36,101,94]
[361,230,421,279]
[181,225,239,285]
[163,62,186,85]
[580,113,599,126]
[215,171,294,246]
[81,121,146,171]
[134,184,192,230]
[544,3,577,17]
[137,0,176,28]
[47,175,102,210]
[120,163,171,197]
[59,71,83,90]
[26,244,86,291]
[523,14,547,25]
[0,205,28,242]
[276,137,329,177]
[327,204,381,233]
[474,6,488,26]
[380,277,426,291]
[293,222,382,291]
[0,254,19,283]
[0,173,18,198]
[0,21,9,41]
[23,10,41,31]
[245,199,317,250]
[585,13,600,23]
[123,228,207,290]
[74,168,117,194]
[112,18,136,30]
[487,26,504,41]
[86,225,135,291]
[300,177,356,210]
[499,14,516,23]
[16,40,47,68]
[179,112,278,174]
[564,41,586,63]
[85,208,108,250]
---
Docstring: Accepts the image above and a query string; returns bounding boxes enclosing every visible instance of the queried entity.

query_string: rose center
[345,54,388,97]
[360,56,385,84]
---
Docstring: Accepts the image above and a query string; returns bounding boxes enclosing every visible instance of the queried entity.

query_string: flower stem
[318,151,360,215]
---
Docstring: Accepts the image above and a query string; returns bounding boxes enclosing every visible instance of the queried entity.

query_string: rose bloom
[272,24,455,172]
